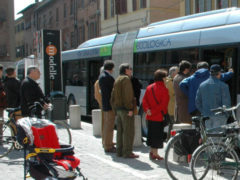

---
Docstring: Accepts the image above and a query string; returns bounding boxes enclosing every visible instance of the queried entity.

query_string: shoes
[149,152,164,160]
[125,153,139,159]
[105,147,116,153]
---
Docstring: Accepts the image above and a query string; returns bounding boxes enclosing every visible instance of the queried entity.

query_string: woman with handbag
[142,69,169,160]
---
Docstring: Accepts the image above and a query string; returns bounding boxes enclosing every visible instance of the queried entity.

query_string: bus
[18,8,240,134]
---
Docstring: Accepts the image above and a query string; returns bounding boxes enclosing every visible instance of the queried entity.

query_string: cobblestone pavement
[0,121,195,180]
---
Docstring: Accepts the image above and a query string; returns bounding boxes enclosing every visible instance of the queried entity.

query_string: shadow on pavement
[0,149,24,163]
[133,144,149,153]
[0,159,23,165]
[111,155,154,171]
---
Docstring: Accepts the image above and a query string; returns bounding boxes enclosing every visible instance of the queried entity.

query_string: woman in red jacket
[142,69,169,160]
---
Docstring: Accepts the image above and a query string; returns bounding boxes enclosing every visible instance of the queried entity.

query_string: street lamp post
[115,0,120,34]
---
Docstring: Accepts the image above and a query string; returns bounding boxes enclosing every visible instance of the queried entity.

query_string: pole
[116,13,119,34]
[115,0,120,34]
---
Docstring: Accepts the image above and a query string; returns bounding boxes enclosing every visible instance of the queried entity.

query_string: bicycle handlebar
[29,102,53,117]
[211,103,240,114]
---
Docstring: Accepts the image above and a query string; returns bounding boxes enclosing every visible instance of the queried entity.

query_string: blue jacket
[180,69,233,114]
[195,76,231,117]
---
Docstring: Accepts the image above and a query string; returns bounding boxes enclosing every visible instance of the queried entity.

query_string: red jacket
[142,81,169,122]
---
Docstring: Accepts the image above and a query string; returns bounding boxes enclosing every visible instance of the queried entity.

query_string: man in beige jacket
[165,66,179,140]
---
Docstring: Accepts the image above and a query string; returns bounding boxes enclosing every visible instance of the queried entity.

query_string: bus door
[87,60,104,114]
[203,47,238,104]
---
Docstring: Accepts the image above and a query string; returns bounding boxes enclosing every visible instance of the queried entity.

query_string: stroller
[16,117,87,180]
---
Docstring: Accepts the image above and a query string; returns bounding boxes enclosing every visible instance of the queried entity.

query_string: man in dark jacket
[4,67,21,108]
[180,61,233,116]
[99,60,116,153]
[20,66,49,117]
[131,76,142,107]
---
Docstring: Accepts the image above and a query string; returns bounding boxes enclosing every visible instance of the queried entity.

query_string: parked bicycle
[0,107,23,158]
[191,103,240,180]
[164,115,223,180]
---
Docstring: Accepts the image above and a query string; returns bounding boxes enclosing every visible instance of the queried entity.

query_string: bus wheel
[139,105,148,137]
[67,95,76,117]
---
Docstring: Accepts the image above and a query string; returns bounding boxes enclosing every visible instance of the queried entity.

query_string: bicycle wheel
[164,133,193,180]
[54,121,72,145]
[0,122,15,158]
[191,142,238,180]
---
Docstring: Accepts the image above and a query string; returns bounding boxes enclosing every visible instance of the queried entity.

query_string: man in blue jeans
[196,64,231,129]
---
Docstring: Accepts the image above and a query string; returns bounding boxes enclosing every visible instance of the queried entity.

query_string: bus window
[63,60,87,86]
[134,51,165,88]
[165,48,199,66]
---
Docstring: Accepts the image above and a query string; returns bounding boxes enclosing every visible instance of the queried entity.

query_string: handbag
[151,84,170,127]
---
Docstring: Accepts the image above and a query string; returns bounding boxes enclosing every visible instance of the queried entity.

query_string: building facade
[181,0,240,16]
[16,0,99,58]
[15,17,25,61]
[0,0,15,62]
[100,0,180,35]
[16,0,240,59]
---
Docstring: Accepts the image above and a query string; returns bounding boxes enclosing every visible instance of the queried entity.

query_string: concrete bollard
[69,105,81,129]
[92,109,102,136]
[133,115,142,147]
[171,123,192,163]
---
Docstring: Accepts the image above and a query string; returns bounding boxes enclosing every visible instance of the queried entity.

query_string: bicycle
[30,102,72,145]
[0,107,23,158]
[190,103,240,180]
[164,125,199,179]
[164,115,222,180]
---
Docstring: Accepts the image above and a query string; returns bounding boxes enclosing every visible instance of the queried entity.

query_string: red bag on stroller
[32,125,80,171]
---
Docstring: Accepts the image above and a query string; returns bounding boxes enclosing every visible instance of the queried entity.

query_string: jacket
[99,71,115,111]
[0,78,6,108]
[4,77,21,108]
[94,80,102,108]
[142,81,169,122]
[173,73,191,124]
[131,76,142,106]
[180,69,233,114]
[20,77,48,117]
[111,75,134,111]
[165,77,175,116]
[196,76,231,117]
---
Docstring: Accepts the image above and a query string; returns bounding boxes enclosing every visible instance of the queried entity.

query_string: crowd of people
[0,59,233,161]
[94,59,234,160]
[0,65,51,121]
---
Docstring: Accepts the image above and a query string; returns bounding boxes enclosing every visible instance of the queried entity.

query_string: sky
[14,0,41,19]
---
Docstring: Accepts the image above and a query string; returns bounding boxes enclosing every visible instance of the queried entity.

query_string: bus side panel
[65,85,87,116]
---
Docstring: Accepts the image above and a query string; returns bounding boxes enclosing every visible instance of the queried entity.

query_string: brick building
[15,16,25,61]
[0,0,15,62]
[16,0,99,58]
